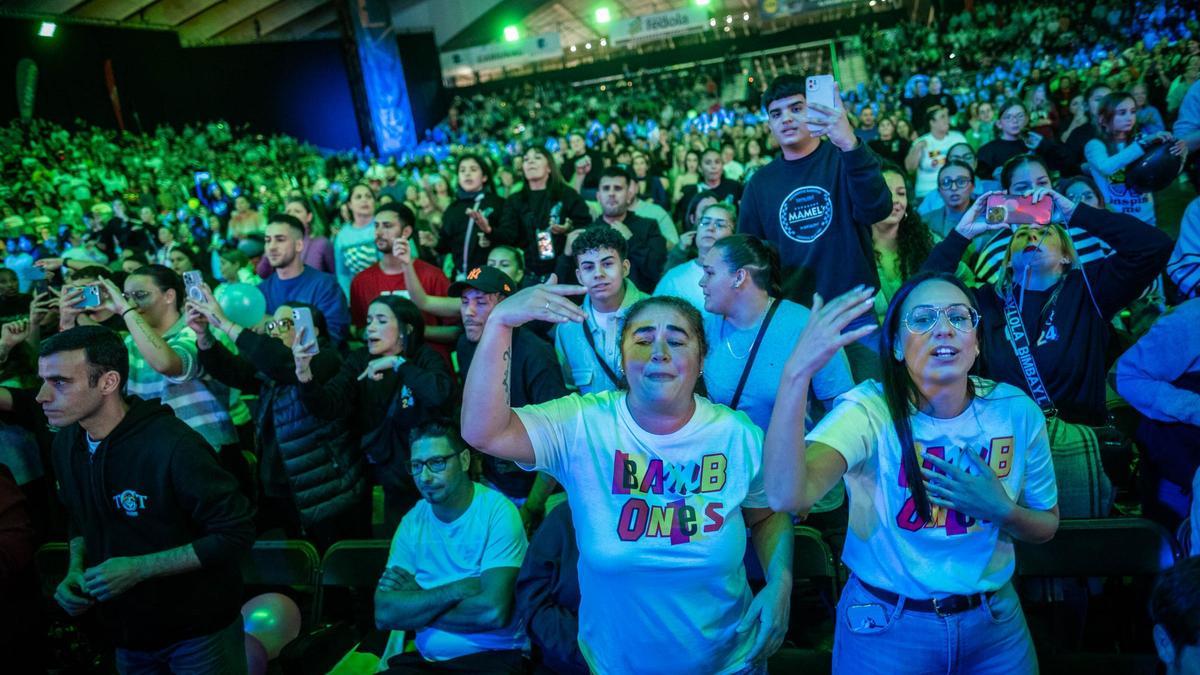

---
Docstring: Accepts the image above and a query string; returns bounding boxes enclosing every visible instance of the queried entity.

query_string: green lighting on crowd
[503,25,520,42]
[38,22,57,38]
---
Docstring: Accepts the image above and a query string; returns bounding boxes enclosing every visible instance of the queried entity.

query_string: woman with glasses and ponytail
[764,274,1059,674]
[920,177,1173,516]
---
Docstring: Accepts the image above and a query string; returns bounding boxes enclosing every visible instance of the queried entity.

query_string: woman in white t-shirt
[462,283,793,674]
[764,272,1059,675]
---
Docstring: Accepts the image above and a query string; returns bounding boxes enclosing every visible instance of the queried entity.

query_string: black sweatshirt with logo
[921,204,1173,425]
[738,141,892,328]
[51,397,254,650]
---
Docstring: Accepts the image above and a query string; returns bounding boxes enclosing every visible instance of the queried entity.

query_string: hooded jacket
[50,397,255,650]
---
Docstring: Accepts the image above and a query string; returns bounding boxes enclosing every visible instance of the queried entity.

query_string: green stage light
[38,22,56,38]
[595,7,611,23]
[503,25,520,42]
[695,0,711,6]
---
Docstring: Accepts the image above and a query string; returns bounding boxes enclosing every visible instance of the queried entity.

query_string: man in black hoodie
[38,325,255,674]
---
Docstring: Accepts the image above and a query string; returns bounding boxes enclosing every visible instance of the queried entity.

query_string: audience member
[514,503,585,675]
[189,293,367,549]
[463,291,794,673]
[259,213,350,343]
[375,421,528,674]
[450,266,565,527]
[554,226,648,394]
[738,74,892,380]
[43,326,254,673]
[654,202,735,316]
[765,275,1058,674]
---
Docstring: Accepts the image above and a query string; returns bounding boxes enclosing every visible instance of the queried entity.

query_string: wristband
[121,308,137,319]
[392,355,407,372]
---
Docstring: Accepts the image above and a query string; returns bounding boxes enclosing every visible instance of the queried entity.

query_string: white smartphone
[806,74,837,110]
[182,270,204,302]
[292,307,318,354]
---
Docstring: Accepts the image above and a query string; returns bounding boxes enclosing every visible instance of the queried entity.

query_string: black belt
[857,578,993,618]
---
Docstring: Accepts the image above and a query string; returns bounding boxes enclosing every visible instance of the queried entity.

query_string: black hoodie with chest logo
[50,396,255,650]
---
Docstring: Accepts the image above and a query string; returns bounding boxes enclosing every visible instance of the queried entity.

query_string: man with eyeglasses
[654,202,736,317]
[375,421,528,673]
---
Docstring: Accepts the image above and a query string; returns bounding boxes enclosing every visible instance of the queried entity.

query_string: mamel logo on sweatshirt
[778,185,833,243]
[113,490,149,517]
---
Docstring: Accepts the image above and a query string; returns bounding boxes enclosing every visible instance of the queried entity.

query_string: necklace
[722,298,774,360]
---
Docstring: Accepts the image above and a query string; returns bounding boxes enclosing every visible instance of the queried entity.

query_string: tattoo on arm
[502,347,511,407]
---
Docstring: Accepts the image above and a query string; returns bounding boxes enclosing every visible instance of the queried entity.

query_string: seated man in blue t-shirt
[375,421,528,674]
[258,213,350,344]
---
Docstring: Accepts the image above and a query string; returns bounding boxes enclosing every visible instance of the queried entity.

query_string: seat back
[312,539,390,624]
[35,542,69,599]
[240,539,321,588]
[1015,518,1180,578]
[794,525,839,605]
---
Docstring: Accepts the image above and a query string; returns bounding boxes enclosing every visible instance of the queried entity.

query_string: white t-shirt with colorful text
[515,392,768,674]
[806,379,1057,598]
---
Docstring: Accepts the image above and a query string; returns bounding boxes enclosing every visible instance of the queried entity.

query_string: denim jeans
[115,618,247,675]
[832,575,1038,675]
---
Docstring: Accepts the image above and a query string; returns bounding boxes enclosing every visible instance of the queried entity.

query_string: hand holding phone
[984,193,1052,226]
[806,75,837,111]
[77,284,102,309]
[292,307,318,356]
[183,271,204,302]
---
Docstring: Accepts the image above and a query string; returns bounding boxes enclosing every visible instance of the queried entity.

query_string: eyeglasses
[122,290,153,303]
[697,217,733,231]
[407,453,460,476]
[1001,112,1027,122]
[938,177,972,190]
[265,318,294,332]
[903,304,980,334]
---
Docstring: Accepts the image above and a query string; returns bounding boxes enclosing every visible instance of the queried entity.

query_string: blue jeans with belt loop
[832,575,1038,675]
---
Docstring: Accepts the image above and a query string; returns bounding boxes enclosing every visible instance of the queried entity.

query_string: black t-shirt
[456,329,567,497]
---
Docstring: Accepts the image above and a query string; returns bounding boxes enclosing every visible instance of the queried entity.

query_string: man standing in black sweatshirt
[739,74,893,380]
[39,325,255,674]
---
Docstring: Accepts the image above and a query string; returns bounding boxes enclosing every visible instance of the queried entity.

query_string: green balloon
[218,283,266,329]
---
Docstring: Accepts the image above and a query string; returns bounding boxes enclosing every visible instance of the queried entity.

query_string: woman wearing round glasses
[186,294,365,550]
[292,294,454,531]
[921,177,1173,514]
[764,272,1059,674]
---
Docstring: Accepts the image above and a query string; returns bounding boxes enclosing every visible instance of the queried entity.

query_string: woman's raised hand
[489,274,587,329]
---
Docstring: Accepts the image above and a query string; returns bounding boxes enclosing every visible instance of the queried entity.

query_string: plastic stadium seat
[311,539,390,624]
[240,539,321,589]
[1015,517,1181,578]
[34,542,68,599]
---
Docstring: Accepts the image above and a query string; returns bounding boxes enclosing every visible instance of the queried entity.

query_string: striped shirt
[124,317,238,449]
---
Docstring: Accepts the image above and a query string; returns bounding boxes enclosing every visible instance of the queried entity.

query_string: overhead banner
[759,0,857,19]
[347,0,417,155]
[610,6,709,45]
[441,33,562,73]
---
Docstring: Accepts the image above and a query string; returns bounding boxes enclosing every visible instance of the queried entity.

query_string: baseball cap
[448,266,516,297]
